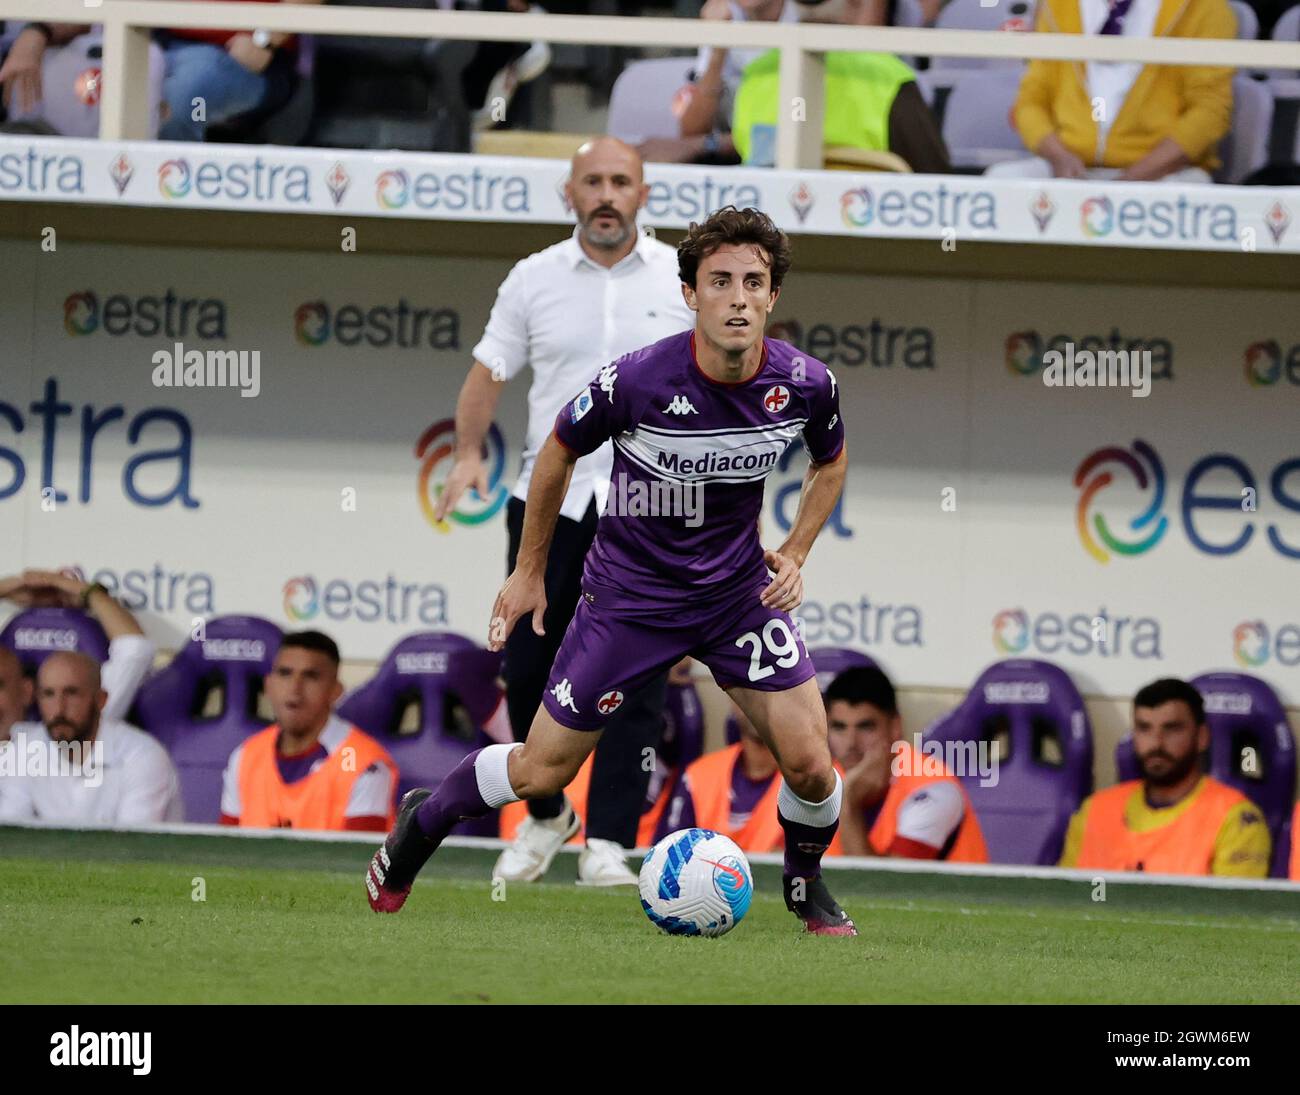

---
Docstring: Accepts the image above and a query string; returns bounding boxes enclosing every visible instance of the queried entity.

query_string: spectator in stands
[0,22,92,128]
[654,704,784,852]
[464,0,552,132]
[0,651,183,824]
[639,0,799,164]
[989,0,1235,182]
[731,48,950,170]
[155,0,322,142]
[825,666,987,861]
[1059,678,1271,876]
[0,569,156,741]
[219,630,397,831]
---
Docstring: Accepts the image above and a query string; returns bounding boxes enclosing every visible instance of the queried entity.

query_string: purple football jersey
[553,329,844,611]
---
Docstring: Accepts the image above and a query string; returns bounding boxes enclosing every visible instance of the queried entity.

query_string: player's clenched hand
[433,455,490,523]
[488,567,546,652]
[760,549,803,612]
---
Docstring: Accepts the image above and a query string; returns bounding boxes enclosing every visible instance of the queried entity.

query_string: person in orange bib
[825,666,987,862]
[220,631,398,832]
[1059,678,1271,878]
[653,704,785,854]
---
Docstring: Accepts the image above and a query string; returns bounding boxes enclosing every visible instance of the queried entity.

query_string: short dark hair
[1134,678,1205,725]
[677,205,792,291]
[824,665,897,716]
[278,630,341,667]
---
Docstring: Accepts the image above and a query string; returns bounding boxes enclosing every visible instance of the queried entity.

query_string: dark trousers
[504,496,666,847]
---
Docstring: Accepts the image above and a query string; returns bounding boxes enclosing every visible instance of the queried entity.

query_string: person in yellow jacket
[988,0,1235,182]
[1060,678,1270,876]
[220,630,397,832]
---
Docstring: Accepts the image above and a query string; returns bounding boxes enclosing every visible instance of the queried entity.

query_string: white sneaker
[576,838,638,887]
[492,801,580,882]
[472,6,552,131]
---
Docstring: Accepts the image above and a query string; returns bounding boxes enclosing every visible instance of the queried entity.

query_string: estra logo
[1079,192,1239,243]
[293,299,460,350]
[1005,328,1172,379]
[415,418,509,532]
[992,606,1163,659]
[1074,438,1300,562]
[282,573,449,625]
[63,288,227,340]
[1233,619,1300,667]
[373,165,531,213]
[158,156,311,204]
[768,317,935,370]
[840,183,997,232]
[1243,340,1300,387]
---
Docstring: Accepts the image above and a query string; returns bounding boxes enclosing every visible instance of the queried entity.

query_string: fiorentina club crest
[75,67,102,107]
[109,153,133,197]
[788,182,815,224]
[1030,191,1055,232]
[326,162,350,206]
[597,690,624,715]
[1264,201,1290,245]
[763,384,791,414]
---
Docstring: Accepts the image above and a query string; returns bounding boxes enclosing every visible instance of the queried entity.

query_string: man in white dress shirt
[435,137,695,886]
[0,651,183,825]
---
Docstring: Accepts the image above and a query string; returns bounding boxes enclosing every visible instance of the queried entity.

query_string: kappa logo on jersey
[663,395,699,415]
[827,414,839,429]
[827,368,837,397]
[571,390,593,423]
[551,678,579,713]
[598,362,619,402]
[763,384,791,414]
[597,690,625,715]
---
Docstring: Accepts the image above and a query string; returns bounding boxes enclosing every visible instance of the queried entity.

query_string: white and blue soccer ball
[638,828,753,938]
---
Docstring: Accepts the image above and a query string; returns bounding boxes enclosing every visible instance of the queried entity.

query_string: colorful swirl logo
[840,188,874,228]
[1073,439,1169,564]
[294,301,331,346]
[63,291,98,336]
[1004,331,1039,375]
[1233,621,1269,667]
[1080,196,1113,238]
[158,158,192,199]
[415,418,509,533]
[282,576,319,621]
[376,170,410,210]
[992,609,1029,653]
[1244,340,1281,387]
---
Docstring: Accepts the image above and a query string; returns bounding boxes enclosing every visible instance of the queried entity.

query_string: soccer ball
[638,828,752,937]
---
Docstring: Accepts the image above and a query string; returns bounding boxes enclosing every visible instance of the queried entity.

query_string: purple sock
[415,748,492,842]
[779,815,839,881]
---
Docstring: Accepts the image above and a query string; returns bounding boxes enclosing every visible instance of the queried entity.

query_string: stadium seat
[1114,671,1298,877]
[916,67,1027,170]
[894,0,927,26]
[930,0,1034,68]
[922,659,1094,865]
[1230,0,1260,39]
[337,631,504,837]
[808,646,879,695]
[606,56,697,144]
[660,673,705,770]
[0,607,110,719]
[133,616,283,823]
[1217,76,1274,182]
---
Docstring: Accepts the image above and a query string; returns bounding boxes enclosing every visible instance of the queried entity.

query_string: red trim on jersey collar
[689,330,768,388]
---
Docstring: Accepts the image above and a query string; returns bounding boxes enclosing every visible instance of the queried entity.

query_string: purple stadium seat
[338,632,504,838]
[0,607,110,719]
[1114,672,1297,877]
[645,675,704,817]
[923,659,1094,865]
[132,616,282,823]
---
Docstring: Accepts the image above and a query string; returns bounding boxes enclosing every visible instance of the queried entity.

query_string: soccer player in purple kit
[366,206,856,935]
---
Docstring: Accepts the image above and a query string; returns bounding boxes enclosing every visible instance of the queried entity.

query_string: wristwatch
[252,28,273,50]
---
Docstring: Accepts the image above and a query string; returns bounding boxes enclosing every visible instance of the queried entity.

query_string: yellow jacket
[1014,0,1235,170]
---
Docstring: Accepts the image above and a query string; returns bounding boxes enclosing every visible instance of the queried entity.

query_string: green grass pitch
[1,826,1297,1004]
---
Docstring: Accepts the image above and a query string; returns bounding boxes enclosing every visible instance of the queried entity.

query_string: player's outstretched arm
[487,433,578,652]
[761,446,848,610]
[434,360,506,522]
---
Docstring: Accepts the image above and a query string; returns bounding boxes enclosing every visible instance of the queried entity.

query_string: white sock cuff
[475,743,521,808]
[778,770,843,827]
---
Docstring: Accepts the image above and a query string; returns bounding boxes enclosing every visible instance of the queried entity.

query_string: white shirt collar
[565,225,652,272]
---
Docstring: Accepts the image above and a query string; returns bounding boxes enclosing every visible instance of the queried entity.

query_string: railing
[1,0,1298,168]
